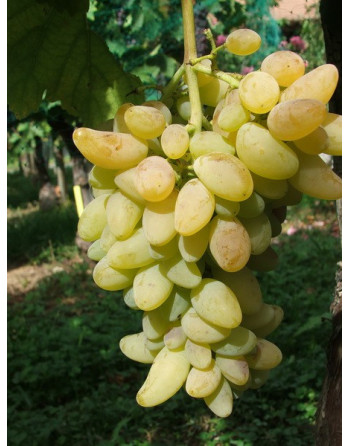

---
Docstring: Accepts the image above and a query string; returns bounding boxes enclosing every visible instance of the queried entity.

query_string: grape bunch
[72,29,342,417]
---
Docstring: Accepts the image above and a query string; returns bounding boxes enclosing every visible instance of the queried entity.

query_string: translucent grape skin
[239,71,280,114]
[124,105,166,139]
[134,156,175,202]
[161,124,190,159]
[226,29,261,56]
[260,51,305,87]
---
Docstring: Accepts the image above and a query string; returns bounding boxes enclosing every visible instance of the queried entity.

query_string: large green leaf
[8,0,142,127]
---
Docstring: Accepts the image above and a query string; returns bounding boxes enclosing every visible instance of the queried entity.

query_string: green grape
[217,103,251,132]
[176,95,191,121]
[91,187,116,198]
[142,307,172,340]
[265,208,283,238]
[260,51,305,87]
[184,338,212,369]
[142,189,178,246]
[114,167,147,205]
[87,239,106,261]
[148,236,180,261]
[77,193,110,242]
[92,256,136,291]
[194,58,213,87]
[88,165,118,189]
[236,122,299,180]
[190,278,242,329]
[174,178,215,236]
[99,225,117,253]
[181,307,231,344]
[119,332,158,364]
[245,339,282,370]
[164,325,187,350]
[211,326,257,357]
[279,64,339,104]
[73,128,148,170]
[159,255,202,289]
[241,303,275,331]
[113,103,134,133]
[136,346,190,407]
[216,355,250,386]
[133,262,174,311]
[215,196,240,218]
[124,105,166,139]
[212,267,263,316]
[250,172,288,200]
[185,360,222,398]
[189,131,236,159]
[107,228,155,270]
[293,127,329,155]
[145,337,165,352]
[322,113,342,156]
[193,152,253,202]
[267,99,327,141]
[178,223,210,263]
[237,192,265,218]
[225,29,261,56]
[249,369,270,389]
[123,286,139,310]
[247,246,279,272]
[209,216,251,273]
[253,305,284,338]
[199,78,229,107]
[106,191,143,240]
[240,213,272,255]
[142,100,172,125]
[289,148,342,200]
[134,156,175,202]
[204,377,233,418]
[238,71,280,114]
[160,124,190,159]
[160,286,191,322]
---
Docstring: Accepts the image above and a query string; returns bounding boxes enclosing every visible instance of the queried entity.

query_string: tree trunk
[53,144,68,203]
[34,136,58,211]
[315,0,342,444]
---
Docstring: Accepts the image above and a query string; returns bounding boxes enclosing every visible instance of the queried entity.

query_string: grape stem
[192,64,242,89]
[181,0,202,134]
[161,64,186,106]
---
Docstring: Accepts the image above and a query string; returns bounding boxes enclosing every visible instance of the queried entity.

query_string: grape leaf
[8,0,142,127]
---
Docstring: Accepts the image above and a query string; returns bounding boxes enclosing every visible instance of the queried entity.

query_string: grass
[7,228,341,445]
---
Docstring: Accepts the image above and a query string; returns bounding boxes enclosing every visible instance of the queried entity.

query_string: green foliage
[8,218,341,445]
[7,202,79,266]
[8,0,142,127]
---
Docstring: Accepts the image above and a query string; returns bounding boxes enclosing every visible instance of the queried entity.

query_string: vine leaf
[8,0,142,127]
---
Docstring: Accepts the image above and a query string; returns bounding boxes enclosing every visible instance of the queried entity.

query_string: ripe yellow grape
[237,192,265,218]
[160,124,190,159]
[194,152,253,202]
[293,127,329,155]
[199,78,229,107]
[245,339,282,370]
[260,51,305,87]
[321,113,342,156]
[194,58,213,87]
[73,128,148,170]
[217,103,251,132]
[88,166,118,189]
[190,278,242,329]
[142,189,178,246]
[185,360,222,398]
[216,355,250,386]
[215,196,241,218]
[279,64,339,104]
[211,326,257,357]
[134,156,175,202]
[119,332,158,364]
[113,103,134,132]
[174,178,215,236]
[142,100,172,125]
[176,95,191,121]
[209,216,251,272]
[267,99,327,141]
[239,71,280,114]
[240,213,272,255]
[185,339,212,369]
[77,193,110,242]
[178,224,211,263]
[236,122,299,180]
[189,131,236,159]
[289,148,342,200]
[226,29,261,56]
[204,377,233,418]
[92,256,137,291]
[124,105,166,139]
[106,191,143,240]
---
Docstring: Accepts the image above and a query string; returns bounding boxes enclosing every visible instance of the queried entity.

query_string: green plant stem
[161,64,186,106]
[181,0,202,134]
[192,64,242,88]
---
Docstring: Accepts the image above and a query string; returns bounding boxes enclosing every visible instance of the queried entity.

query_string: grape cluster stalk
[72,27,342,417]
